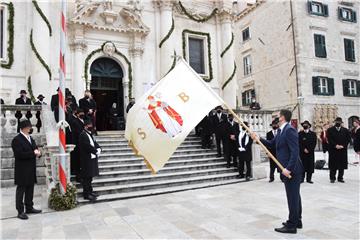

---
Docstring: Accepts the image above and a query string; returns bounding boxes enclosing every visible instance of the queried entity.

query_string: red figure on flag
[147,95,183,138]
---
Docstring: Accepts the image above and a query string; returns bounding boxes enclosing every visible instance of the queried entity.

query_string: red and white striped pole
[58,0,67,194]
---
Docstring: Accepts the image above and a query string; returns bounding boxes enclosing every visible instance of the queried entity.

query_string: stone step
[76,172,240,196]
[77,178,245,204]
[95,138,202,145]
[98,152,219,161]
[100,144,203,152]
[98,149,215,159]
[95,135,200,140]
[98,140,202,148]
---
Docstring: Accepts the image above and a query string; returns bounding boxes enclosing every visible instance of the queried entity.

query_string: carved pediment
[70,1,149,35]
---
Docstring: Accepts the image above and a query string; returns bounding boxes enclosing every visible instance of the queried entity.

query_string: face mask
[87,127,94,132]
[217,110,221,113]
[272,126,278,130]
[242,127,246,131]
[85,96,89,99]
[303,125,309,130]
[39,98,44,102]
[79,114,85,119]
[29,128,33,134]
[335,123,341,128]
[21,94,26,98]
[229,118,233,122]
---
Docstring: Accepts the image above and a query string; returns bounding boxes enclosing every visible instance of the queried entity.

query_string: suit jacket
[237,130,253,161]
[298,130,317,173]
[266,130,277,156]
[15,97,32,105]
[79,130,100,177]
[79,97,97,115]
[70,117,84,146]
[50,94,59,112]
[211,113,228,136]
[327,126,351,170]
[11,133,38,186]
[261,123,304,175]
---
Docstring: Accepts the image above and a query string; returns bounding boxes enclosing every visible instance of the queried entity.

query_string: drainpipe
[290,0,301,124]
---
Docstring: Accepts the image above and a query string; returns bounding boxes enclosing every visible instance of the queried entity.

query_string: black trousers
[70,147,81,176]
[269,158,279,180]
[201,133,212,148]
[16,185,34,214]
[239,159,252,177]
[330,169,344,181]
[302,172,313,182]
[284,173,302,228]
[215,134,226,156]
[82,177,93,197]
[225,142,238,167]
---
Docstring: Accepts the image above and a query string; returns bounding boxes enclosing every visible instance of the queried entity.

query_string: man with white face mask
[237,121,253,180]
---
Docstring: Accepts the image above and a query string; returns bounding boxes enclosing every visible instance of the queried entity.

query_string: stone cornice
[69,39,87,51]
[234,0,265,22]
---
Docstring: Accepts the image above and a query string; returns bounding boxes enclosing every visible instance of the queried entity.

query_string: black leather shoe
[269,179,274,183]
[26,208,42,214]
[246,177,250,181]
[84,194,97,202]
[282,221,302,229]
[307,181,314,184]
[216,154,222,158]
[17,212,28,220]
[274,226,297,234]
[90,192,99,197]
[338,179,345,183]
[330,180,335,183]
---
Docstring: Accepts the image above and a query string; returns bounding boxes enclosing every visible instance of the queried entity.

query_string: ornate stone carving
[313,104,338,135]
[129,46,144,57]
[102,42,116,56]
[70,39,87,52]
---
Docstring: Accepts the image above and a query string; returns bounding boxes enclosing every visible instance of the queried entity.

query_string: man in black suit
[34,94,46,133]
[79,90,97,133]
[224,114,239,168]
[79,119,101,201]
[237,121,253,180]
[69,108,85,182]
[211,106,227,157]
[267,119,280,182]
[327,117,351,183]
[126,98,135,113]
[15,90,32,132]
[199,111,214,149]
[299,120,317,184]
[11,119,42,220]
[50,88,59,122]
[251,109,304,234]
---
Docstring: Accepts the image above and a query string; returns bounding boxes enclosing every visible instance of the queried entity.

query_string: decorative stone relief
[103,42,116,56]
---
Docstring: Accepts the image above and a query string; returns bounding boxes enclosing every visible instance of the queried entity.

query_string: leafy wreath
[159,17,174,48]
[27,76,36,103]
[220,32,234,58]
[84,42,134,98]
[32,0,52,36]
[165,50,177,76]
[1,2,14,69]
[178,1,218,23]
[48,183,77,211]
[222,62,237,90]
[182,30,213,82]
[30,29,52,80]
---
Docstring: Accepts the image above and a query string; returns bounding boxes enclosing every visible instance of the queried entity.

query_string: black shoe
[282,221,302,229]
[269,179,274,183]
[300,180,304,183]
[17,212,28,220]
[246,177,250,181]
[26,208,42,214]
[84,194,97,202]
[75,176,82,183]
[216,154,222,158]
[238,175,245,179]
[338,179,345,183]
[307,181,314,184]
[330,180,335,183]
[90,192,99,197]
[274,226,297,234]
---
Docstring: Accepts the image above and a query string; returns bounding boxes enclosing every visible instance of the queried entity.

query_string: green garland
[1,2,14,69]
[30,29,52,80]
[27,76,36,103]
[84,41,134,98]
[220,32,234,58]
[32,0,52,37]
[178,1,218,23]
[159,17,174,48]
[222,62,237,90]
[165,50,177,75]
[48,183,77,211]
[182,30,213,82]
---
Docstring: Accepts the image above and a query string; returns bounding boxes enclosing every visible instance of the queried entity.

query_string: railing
[234,109,274,135]
[0,105,43,134]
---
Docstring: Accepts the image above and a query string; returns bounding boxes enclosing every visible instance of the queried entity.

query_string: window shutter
[251,89,256,99]
[321,35,327,58]
[343,79,349,96]
[312,76,319,95]
[356,80,360,97]
[323,4,329,17]
[338,7,342,20]
[314,35,320,57]
[350,40,355,61]
[352,10,357,23]
[242,92,246,106]
[307,1,313,14]
[328,78,335,96]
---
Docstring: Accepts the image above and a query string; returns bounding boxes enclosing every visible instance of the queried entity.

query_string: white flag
[125,58,224,173]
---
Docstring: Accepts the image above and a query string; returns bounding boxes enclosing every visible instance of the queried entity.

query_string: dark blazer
[50,94,59,112]
[327,126,351,170]
[15,97,32,105]
[298,130,317,173]
[70,117,84,146]
[79,130,100,177]
[211,113,228,136]
[261,123,304,175]
[266,130,277,156]
[11,133,38,186]
[237,131,253,161]
[79,98,97,115]
[353,128,360,153]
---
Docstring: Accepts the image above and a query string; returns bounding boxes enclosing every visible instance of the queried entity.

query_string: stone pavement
[1,151,359,239]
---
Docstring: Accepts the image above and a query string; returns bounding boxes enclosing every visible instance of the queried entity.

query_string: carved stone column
[158,0,174,77]
[129,35,144,100]
[70,38,87,100]
[219,10,237,109]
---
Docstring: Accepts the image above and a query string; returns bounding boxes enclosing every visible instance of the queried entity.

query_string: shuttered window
[312,76,334,96]
[314,34,327,58]
[188,37,205,75]
[344,38,355,62]
[307,1,328,17]
[243,55,252,76]
[338,7,357,22]
[343,79,360,97]
[242,89,255,106]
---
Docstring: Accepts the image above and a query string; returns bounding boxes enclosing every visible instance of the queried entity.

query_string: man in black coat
[237,121,253,180]
[224,114,239,168]
[199,111,214,149]
[327,117,351,183]
[298,120,317,184]
[79,90,97,132]
[69,108,85,182]
[34,94,46,133]
[79,119,101,201]
[50,88,60,122]
[15,90,32,132]
[211,106,228,157]
[126,98,135,113]
[11,119,42,220]
[267,119,280,182]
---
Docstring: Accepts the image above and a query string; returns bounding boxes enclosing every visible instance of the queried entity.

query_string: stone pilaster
[129,34,145,100]
[70,37,87,100]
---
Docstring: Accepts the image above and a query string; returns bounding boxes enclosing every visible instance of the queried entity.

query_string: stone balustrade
[234,109,274,136]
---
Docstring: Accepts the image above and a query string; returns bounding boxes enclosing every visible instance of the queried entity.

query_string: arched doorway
[90,57,125,131]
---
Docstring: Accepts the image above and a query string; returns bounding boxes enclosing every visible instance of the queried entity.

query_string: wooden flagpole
[223,103,291,179]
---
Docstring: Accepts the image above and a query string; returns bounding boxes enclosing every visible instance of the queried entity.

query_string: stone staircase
[76,132,245,203]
